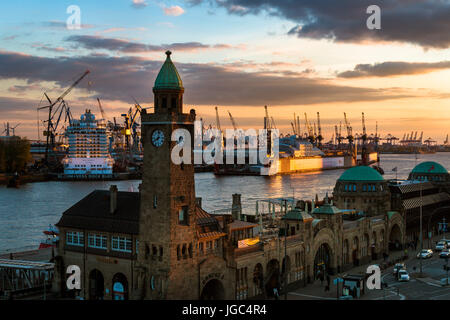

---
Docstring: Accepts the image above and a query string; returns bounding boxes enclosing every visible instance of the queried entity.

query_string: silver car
[417,249,433,259]
[397,270,410,282]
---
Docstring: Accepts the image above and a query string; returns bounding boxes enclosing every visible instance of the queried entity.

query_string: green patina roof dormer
[411,161,448,174]
[282,208,314,222]
[154,50,184,91]
[312,193,341,215]
[338,166,384,182]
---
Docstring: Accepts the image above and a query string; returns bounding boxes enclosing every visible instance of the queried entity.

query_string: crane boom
[97,98,107,120]
[227,110,237,130]
[215,106,221,132]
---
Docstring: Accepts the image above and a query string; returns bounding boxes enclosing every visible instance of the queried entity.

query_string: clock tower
[137,51,199,299]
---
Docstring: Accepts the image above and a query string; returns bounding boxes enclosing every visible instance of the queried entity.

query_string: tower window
[153,195,157,209]
[162,97,167,108]
[171,98,177,108]
[179,206,189,225]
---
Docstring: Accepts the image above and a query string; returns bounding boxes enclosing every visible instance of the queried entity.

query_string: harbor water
[0,153,449,253]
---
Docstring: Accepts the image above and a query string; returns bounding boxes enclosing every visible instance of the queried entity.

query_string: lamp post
[419,183,423,274]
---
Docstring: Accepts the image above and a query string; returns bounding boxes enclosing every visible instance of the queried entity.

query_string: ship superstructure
[62,109,114,178]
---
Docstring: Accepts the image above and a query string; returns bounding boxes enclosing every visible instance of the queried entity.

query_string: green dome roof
[338,166,384,182]
[411,161,448,174]
[154,51,183,90]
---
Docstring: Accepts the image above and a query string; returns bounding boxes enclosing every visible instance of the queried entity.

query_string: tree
[0,137,32,173]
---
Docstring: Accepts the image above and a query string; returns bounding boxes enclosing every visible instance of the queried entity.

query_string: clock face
[151,129,165,147]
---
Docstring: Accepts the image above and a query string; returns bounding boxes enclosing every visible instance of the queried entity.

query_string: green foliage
[0,137,32,173]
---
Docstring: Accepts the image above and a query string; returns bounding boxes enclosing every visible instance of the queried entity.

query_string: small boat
[43,224,59,236]
[39,225,59,249]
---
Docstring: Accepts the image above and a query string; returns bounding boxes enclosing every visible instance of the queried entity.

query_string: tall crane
[304,113,314,144]
[343,112,353,144]
[215,106,221,133]
[361,112,368,165]
[293,113,297,135]
[297,116,301,138]
[444,134,448,145]
[38,70,90,164]
[271,117,277,130]
[334,125,339,145]
[227,110,237,130]
[316,112,323,147]
[96,98,107,120]
[291,122,296,135]
[264,105,271,130]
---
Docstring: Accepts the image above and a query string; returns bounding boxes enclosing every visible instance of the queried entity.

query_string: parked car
[397,270,410,282]
[435,241,447,251]
[393,263,406,276]
[441,239,450,247]
[439,249,450,259]
[417,249,433,259]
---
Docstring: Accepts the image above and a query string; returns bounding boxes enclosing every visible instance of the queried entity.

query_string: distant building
[408,161,450,192]
[62,110,114,178]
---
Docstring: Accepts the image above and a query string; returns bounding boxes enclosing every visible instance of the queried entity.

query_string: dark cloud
[191,0,450,48]
[65,35,236,53]
[0,51,420,112]
[338,61,450,78]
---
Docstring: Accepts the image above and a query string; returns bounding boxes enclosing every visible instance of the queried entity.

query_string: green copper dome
[154,51,183,90]
[411,161,448,174]
[338,166,384,182]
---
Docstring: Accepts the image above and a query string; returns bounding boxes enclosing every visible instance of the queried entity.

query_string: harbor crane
[38,70,90,164]
[304,113,315,144]
[316,112,323,147]
[361,112,368,165]
[227,110,237,130]
[96,98,107,120]
[215,106,222,133]
[343,112,353,145]
[444,134,449,145]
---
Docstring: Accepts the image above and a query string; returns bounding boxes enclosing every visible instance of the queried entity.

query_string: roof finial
[165,50,172,58]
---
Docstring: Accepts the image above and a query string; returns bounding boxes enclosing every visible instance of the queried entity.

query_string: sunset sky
[0,0,449,142]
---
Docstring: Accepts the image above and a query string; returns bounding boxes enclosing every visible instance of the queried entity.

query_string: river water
[0,153,448,253]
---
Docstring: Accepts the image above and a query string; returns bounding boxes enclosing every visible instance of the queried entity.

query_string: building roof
[56,190,140,234]
[402,192,450,210]
[195,205,226,239]
[411,161,448,174]
[313,203,342,215]
[389,181,435,194]
[282,208,314,221]
[338,166,384,182]
[154,51,183,91]
[229,220,258,231]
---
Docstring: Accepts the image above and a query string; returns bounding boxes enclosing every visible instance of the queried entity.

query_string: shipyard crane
[291,122,296,135]
[361,112,368,165]
[413,131,418,141]
[96,98,107,120]
[293,113,297,135]
[316,112,323,147]
[227,110,237,130]
[304,113,315,144]
[215,106,222,133]
[38,70,90,164]
[297,116,301,138]
[343,112,353,145]
[444,134,449,145]
[419,131,423,144]
[334,125,339,145]
[271,117,276,130]
[264,105,271,130]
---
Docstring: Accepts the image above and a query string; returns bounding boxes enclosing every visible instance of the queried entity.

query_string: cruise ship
[61,110,114,179]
